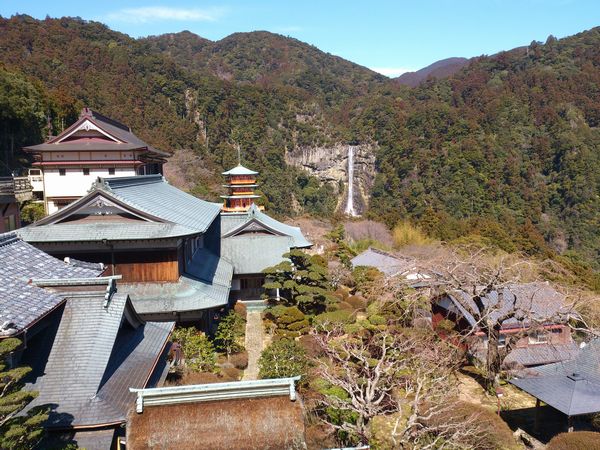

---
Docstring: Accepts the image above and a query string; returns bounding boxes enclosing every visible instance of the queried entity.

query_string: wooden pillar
[534,398,541,434]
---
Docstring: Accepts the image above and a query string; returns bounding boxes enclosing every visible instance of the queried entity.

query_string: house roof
[123,247,233,314]
[351,247,419,277]
[127,395,305,450]
[221,235,296,275]
[222,165,258,176]
[221,204,311,248]
[503,342,580,368]
[440,282,569,330]
[24,108,168,159]
[24,285,173,428]
[18,222,199,243]
[510,339,600,416]
[22,175,221,239]
[0,232,103,336]
[102,175,221,233]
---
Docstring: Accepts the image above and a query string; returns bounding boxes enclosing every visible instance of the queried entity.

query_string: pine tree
[0,338,48,450]
[263,249,335,314]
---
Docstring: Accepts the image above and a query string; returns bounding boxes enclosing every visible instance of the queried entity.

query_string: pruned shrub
[337,301,354,311]
[298,334,324,358]
[264,305,310,338]
[220,366,242,381]
[547,432,600,450]
[229,351,249,369]
[313,309,354,328]
[258,339,309,382]
[214,311,246,357]
[346,295,367,310]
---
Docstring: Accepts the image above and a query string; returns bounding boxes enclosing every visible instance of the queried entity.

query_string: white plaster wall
[44,166,136,199]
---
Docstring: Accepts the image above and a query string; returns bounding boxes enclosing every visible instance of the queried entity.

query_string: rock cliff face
[285,143,377,215]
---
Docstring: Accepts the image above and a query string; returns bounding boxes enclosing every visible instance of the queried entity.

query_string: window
[241,277,264,290]
[4,215,16,232]
[108,168,115,175]
[528,331,549,345]
[59,168,66,176]
[83,168,90,176]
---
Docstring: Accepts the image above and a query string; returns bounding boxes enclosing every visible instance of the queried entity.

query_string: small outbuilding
[510,339,600,432]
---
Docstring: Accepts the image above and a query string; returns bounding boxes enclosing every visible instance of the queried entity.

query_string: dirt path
[242,310,265,380]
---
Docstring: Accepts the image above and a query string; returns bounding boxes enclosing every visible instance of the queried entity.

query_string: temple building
[221,165,264,213]
[18,175,232,323]
[219,164,311,302]
[23,108,167,214]
[0,232,172,449]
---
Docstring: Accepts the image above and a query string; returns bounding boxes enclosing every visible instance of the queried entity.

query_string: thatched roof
[127,396,306,449]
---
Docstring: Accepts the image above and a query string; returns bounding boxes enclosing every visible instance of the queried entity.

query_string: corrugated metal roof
[102,175,221,233]
[18,222,198,242]
[0,232,102,335]
[510,339,600,416]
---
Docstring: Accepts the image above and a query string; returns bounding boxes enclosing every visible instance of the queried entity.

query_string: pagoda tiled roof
[222,165,259,176]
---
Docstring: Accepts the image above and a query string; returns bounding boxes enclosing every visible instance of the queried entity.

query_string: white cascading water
[344,145,358,216]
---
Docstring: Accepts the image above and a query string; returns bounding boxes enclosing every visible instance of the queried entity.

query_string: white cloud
[104,6,226,24]
[369,67,413,77]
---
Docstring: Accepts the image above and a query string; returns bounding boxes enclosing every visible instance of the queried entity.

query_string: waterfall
[344,145,358,217]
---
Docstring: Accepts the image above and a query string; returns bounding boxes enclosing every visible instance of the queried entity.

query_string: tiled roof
[510,339,600,416]
[503,342,580,367]
[351,247,418,277]
[221,204,311,248]
[0,232,102,335]
[25,291,173,428]
[18,222,198,243]
[222,165,258,176]
[24,108,168,158]
[221,235,295,275]
[102,175,221,233]
[444,282,568,329]
[124,247,233,314]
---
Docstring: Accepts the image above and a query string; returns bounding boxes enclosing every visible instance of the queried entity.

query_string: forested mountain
[142,30,386,104]
[2,14,600,271]
[395,57,469,86]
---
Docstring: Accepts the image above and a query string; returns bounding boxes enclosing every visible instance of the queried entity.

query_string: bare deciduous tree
[310,325,485,448]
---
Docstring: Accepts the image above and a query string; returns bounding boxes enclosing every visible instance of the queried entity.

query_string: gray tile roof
[504,342,580,367]
[221,234,294,275]
[24,108,168,158]
[510,339,600,416]
[102,175,221,233]
[0,232,102,335]
[18,222,198,243]
[351,247,418,277]
[25,291,173,428]
[221,204,311,248]
[124,247,233,314]
[444,282,568,329]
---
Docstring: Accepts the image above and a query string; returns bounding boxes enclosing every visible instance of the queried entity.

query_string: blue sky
[1,0,599,76]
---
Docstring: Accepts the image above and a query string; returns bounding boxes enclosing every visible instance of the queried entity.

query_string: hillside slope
[396,57,469,86]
